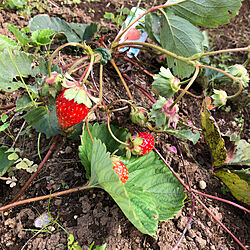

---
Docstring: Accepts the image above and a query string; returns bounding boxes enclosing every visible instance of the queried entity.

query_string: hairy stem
[202,46,249,57]
[169,64,200,110]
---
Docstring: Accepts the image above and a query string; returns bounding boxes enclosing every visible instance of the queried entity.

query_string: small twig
[0,185,91,212]
[0,104,15,110]
[172,139,195,250]
[110,59,134,101]
[12,121,26,148]
[10,135,60,204]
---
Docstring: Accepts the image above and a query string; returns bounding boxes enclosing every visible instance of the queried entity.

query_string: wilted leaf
[201,98,227,167]
[215,169,250,205]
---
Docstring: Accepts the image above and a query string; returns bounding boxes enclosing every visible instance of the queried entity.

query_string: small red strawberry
[56,89,89,129]
[124,132,154,158]
[111,157,129,184]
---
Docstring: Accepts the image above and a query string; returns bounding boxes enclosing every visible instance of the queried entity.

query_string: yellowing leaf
[215,170,250,205]
[201,98,227,167]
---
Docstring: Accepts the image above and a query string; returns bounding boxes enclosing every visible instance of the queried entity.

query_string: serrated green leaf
[0,34,20,52]
[1,114,8,123]
[0,50,47,92]
[165,127,200,144]
[7,24,31,46]
[0,146,15,177]
[201,98,227,167]
[168,0,241,27]
[31,29,55,46]
[82,139,185,235]
[23,105,61,138]
[160,11,203,78]
[15,94,34,112]
[29,15,97,43]
[215,170,250,205]
[64,88,92,108]
[145,13,161,44]
[0,122,10,132]
[79,123,127,178]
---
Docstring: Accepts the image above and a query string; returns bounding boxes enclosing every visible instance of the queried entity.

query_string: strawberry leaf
[79,123,127,178]
[168,0,241,27]
[0,146,15,177]
[23,105,61,138]
[79,133,185,235]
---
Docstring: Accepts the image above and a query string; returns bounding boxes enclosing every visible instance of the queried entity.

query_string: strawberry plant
[0,0,249,249]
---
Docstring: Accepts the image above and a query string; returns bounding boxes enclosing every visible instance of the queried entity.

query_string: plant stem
[169,64,200,110]
[8,49,37,108]
[10,135,60,204]
[202,47,249,57]
[98,64,103,104]
[107,114,129,146]
[199,64,243,99]
[110,59,134,101]
[81,52,95,86]
[114,42,195,66]
[112,0,188,45]
[154,147,247,249]
[48,42,88,77]
[0,185,91,212]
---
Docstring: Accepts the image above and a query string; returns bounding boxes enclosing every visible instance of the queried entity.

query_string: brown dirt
[0,1,249,250]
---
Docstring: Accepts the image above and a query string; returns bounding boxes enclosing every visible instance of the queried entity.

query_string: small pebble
[65,146,72,154]
[199,180,207,190]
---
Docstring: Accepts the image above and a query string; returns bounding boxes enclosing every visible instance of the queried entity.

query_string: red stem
[153,147,247,249]
[123,74,156,103]
[10,135,60,204]
[0,107,16,118]
[78,64,90,84]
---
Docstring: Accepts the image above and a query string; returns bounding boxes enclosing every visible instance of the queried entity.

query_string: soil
[0,1,249,250]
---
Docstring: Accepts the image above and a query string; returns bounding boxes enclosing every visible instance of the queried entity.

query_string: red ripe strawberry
[111,157,129,184]
[56,89,89,129]
[131,132,154,156]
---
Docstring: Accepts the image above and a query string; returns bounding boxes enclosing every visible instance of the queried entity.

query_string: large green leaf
[0,34,20,52]
[80,139,185,235]
[201,98,227,167]
[215,169,250,205]
[0,50,47,92]
[29,15,98,43]
[168,0,241,27]
[79,123,127,178]
[0,146,15,177]
[160,11,203,78]
[23,105,61,138]
[31,29,55,46]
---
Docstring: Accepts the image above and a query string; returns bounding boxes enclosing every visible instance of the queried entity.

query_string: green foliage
[103,7,131,27]
[0,146,16,177]
[152,67,180,98]
[79,128,185,235]
[0,50,47,92]
[23,105,61,139]
[29,15,98,43]
[0,114,10,132]
[168,0,242,27]
[79,123,127,178]
[31,29,55,46]
[0,34,20,52]
[145,0,242,78]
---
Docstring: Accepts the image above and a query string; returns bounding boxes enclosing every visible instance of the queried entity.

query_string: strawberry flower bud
[227,64,249,87]
[152,67,181,98]
[130,106,148,127]
[211,89,228,108]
